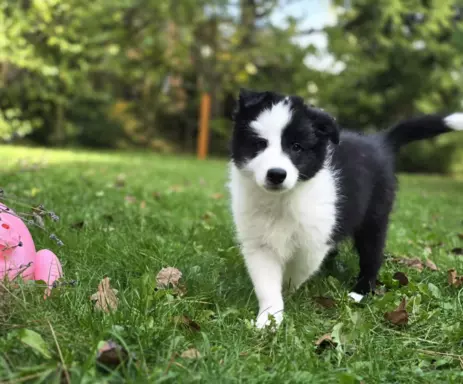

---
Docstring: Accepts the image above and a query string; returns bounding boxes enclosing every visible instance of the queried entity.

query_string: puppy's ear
[238,88,270,109]
[305,105,340,145]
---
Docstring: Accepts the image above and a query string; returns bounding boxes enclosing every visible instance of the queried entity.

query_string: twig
[417,349,463,359]
[47,320,70,384]
[0,372,44,384]
[164,353,177,375]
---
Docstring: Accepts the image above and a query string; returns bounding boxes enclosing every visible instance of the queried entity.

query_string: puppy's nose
[266,168,287,185]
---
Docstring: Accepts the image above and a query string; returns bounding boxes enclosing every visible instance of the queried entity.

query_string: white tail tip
[444,113,463,131]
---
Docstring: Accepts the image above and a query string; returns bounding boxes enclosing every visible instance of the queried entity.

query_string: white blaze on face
[245,100,299,191]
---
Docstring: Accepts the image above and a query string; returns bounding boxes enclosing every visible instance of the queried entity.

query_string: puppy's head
[231,88,339,193]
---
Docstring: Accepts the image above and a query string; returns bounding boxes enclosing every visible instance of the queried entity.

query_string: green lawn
[0,145,462,383]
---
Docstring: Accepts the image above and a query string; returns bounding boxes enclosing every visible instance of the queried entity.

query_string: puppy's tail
[383,113,463,151]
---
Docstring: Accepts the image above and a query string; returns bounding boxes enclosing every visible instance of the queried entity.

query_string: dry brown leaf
[392,257,423,271]
[180,348,201,359]
[96,340,129,370]
[168,185,184,193]
[315,334,337,351]
[384,297,408,326]
[448,269,458,285]
[393,271,409,286]
[173,315,201,332]
[124,195,136,203]
[156,267,182,289]
[448,269,463,287]
[202,211,216,221]
[114,174,126,188]
[210,193,224,200]
[425,259,439,271]
[313,296,336,309]
[90,277,118,313]
[173,284,188,297]
[140,200,146,209]
[451,247,463,256]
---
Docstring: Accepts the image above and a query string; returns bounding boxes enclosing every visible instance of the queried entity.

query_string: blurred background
[1,0,463,174]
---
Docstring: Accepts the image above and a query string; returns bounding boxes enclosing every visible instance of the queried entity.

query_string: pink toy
[0,203,62,296]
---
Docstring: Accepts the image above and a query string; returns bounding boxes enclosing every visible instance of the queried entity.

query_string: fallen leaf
[313,296,336,309]
[156,267,182,289]
[96,340,129,370]
[447,269,457,285]
[18,329,52,359]
[180,348,201,359]
[458,233,463,240]
[384,297,408,326]
[315,334,337,351]
[425,259,439,271]
[451,247,463,256]
[90,277,119,313]
[393,271,409,286]
[448,269,463,287]
[140,200,146,209]
[210,193,224,200]
[202,211,215,220]
[70,221,85,230]
[114,174,126,188]
[173,315,201,332]
[173,284,188,297]
[424,246,432,255]
[124,195,136,203]
[168,185,184,193]
[392,257,423,271]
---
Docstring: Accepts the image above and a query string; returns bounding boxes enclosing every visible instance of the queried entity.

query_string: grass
[0,145,462,384]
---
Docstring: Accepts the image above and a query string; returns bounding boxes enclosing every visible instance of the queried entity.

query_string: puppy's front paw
[348,291,364,303]
[255,309,283,330]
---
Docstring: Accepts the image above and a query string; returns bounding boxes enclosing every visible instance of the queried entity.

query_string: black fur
[232,88,460,296]
[232,89,339,181]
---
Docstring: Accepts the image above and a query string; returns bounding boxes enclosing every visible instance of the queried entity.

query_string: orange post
[197,92,211,160]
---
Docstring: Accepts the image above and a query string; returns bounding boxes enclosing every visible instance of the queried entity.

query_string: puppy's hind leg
[350,215,389,302]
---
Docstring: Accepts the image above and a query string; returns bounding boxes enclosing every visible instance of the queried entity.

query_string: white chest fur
[229,163,338,328]
[229,164,338,264]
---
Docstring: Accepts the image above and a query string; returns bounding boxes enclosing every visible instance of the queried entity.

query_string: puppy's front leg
[243,245,284,329]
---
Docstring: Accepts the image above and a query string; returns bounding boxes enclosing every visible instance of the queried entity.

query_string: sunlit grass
[0,145,462,383]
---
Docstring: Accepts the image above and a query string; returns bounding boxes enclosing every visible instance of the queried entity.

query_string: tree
[314,0,463,172]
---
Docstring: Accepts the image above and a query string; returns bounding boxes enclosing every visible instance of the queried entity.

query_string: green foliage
[1,0,462,172]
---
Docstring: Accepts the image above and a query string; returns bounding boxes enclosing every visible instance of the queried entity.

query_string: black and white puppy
[229,88,463,329]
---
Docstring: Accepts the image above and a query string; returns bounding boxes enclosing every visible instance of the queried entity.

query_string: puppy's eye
[291,143,303,153]
[254,138,267,152]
